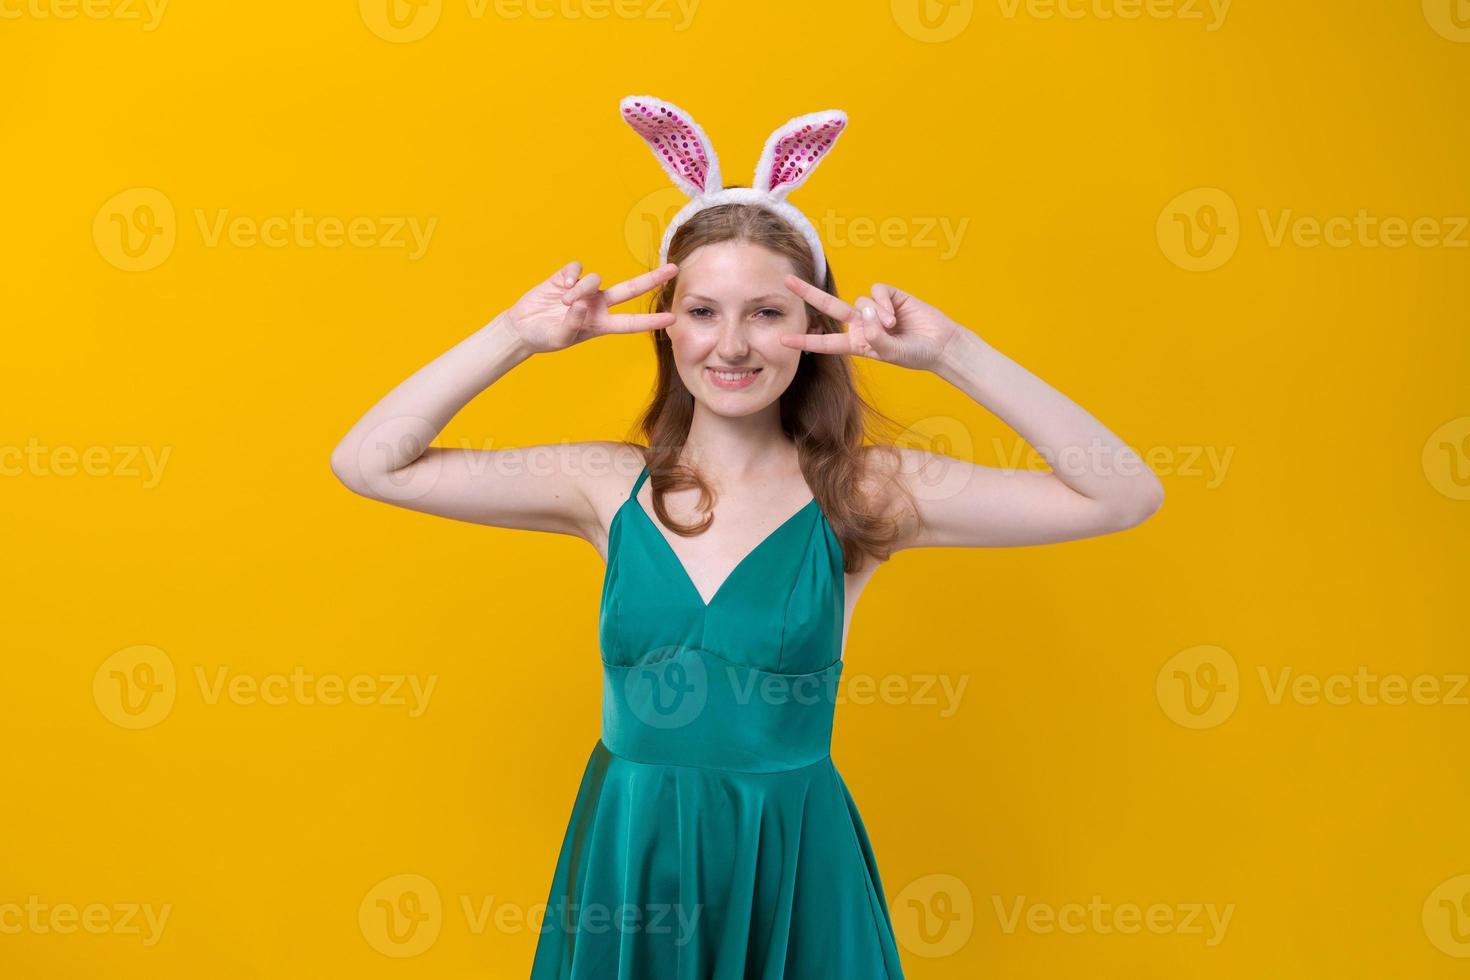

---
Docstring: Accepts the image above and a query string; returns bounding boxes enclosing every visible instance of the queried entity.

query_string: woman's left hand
[780,274,965,372]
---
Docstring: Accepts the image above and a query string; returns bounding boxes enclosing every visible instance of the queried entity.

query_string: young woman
[330,107,1163,980]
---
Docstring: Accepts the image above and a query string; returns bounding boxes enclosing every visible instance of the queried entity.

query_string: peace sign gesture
[500,260,679,355]
[779,275,964,372]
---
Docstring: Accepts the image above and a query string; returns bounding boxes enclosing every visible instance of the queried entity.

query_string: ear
[753,109,847,201]
[620,95,724,199]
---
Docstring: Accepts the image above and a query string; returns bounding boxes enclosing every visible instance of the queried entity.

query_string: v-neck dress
[528,463,906,979]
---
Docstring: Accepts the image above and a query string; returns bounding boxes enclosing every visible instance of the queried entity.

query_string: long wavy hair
[625,192,916,571]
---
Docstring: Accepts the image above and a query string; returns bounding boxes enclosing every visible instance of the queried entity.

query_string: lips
[706,366,761,390]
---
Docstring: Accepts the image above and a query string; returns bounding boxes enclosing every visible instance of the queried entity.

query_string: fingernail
[862,307,875,320]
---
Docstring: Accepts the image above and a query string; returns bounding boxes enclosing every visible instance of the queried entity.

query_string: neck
[680,400,799,483]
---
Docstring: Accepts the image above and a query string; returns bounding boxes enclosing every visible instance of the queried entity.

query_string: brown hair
[625,189,916,571]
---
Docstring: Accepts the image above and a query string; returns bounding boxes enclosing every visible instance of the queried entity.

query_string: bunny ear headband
[619,95,848,275]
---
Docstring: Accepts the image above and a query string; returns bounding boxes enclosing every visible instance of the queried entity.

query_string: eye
[685,307,784,320]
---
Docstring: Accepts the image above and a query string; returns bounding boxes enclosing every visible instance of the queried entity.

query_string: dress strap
[630,462,650,497]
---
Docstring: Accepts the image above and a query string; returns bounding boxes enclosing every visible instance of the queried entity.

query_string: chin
[700,398,776,420]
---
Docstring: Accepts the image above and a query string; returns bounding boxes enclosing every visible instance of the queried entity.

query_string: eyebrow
[681,293,791,305]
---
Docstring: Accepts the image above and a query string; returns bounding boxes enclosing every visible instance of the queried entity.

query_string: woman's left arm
[782,275,1165,550]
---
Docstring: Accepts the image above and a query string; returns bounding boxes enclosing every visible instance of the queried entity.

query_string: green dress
[530,463,906,979]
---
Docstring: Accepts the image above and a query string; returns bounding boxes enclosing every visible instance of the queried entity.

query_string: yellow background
[4,0,1469,976]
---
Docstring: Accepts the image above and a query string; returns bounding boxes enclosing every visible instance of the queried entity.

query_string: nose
[713,318,751,360]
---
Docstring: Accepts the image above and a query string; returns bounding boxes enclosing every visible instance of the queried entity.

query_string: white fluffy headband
[619,95,848,276]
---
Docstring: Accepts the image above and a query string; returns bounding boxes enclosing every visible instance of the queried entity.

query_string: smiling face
[666,239,810,417]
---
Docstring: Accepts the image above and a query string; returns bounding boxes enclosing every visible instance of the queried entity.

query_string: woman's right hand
[498,260,679,355]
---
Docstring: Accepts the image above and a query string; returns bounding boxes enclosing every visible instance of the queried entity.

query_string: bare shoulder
[835,444,918,578]
[854,443,973,553]
[832,445,940,605]
[855,443,927,522]
[574,440,649,557]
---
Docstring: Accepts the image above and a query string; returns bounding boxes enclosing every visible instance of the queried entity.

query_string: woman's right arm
[328,259,677,542]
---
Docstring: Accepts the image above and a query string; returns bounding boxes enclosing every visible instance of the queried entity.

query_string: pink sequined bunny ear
[753,109,848,201]
[619,95,724,198]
